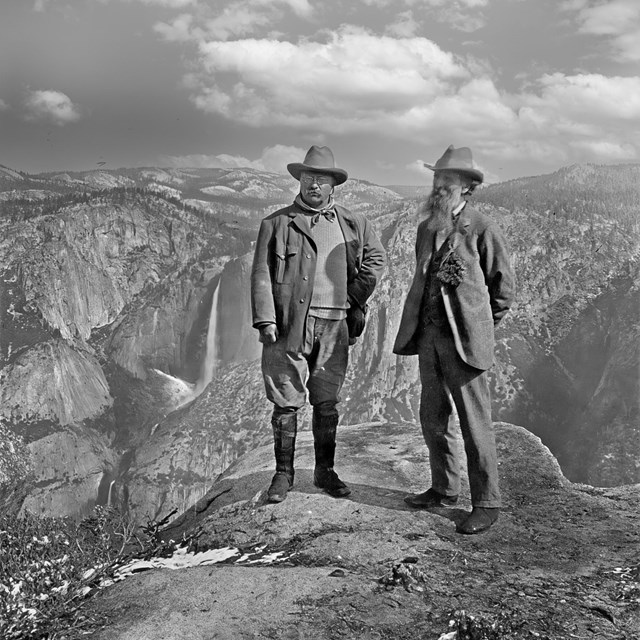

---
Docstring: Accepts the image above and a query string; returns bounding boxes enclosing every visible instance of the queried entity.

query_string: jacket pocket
[274,245,298,284]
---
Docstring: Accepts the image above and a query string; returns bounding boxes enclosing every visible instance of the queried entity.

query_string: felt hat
[287,145,348,185]
[424,145,484,183]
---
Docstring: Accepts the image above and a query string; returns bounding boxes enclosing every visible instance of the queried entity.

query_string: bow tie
[311,209,335,225]
[294,194,336,225]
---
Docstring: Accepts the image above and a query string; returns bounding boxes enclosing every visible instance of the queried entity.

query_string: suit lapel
[443,208,471,256]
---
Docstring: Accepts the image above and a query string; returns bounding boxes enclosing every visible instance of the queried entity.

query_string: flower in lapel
[437,239,466,287]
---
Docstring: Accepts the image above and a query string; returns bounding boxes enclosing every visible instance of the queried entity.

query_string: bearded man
[251,145,385,504]
[393,145,515,535]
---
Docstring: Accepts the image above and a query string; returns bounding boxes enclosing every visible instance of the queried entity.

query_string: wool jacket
[251,202,386,352]
[393,205,515,370]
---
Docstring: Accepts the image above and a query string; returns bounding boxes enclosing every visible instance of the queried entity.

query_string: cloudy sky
[1,0,639,184]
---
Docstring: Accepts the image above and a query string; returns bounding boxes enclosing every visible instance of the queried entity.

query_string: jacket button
[300,298,305,303]
[303,276,308,281]
[305,254,311,259]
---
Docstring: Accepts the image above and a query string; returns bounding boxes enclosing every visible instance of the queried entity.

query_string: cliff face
[0,339,111,427]
[0,189,229,517]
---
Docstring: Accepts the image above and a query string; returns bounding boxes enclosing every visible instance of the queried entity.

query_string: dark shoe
[404,488,458,509]
[267,472,292,503]
[314,467,351,498]
[456,507,500,534]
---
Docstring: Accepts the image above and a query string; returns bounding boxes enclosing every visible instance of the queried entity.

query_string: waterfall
[194,279,220,394]
[149,278,220,412]
[107,480,116,507]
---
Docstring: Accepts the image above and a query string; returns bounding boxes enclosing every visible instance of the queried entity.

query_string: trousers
[261,316,349,416]
[417,321,501,507]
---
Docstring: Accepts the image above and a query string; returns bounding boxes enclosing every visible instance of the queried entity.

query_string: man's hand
[258,323,278,344]
[346,304,366,340]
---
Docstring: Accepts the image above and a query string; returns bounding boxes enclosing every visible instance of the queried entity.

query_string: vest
[421,234,449,327]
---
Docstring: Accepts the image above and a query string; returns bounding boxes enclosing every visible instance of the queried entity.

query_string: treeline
[476,164,640,231]
[0,186,216,226]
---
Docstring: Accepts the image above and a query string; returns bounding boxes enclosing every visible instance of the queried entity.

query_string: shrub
[0,506,173,639]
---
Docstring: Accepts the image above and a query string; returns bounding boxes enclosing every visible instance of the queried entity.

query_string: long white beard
[421,185,461,234]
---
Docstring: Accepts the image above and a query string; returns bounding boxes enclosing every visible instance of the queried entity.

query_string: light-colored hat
[287,145,348,185]
[424,145,484,184]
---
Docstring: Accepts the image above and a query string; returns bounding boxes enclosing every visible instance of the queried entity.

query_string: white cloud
[255,144,308,172]
[127,0,197,7]
[563,0,640,61]
[259,0,314,19]
[178,23,640,170]
[478,73,640,166]
[150,3,640,175]
[525,73,640,121]
[160,144,307,173]
[385,11,420,37]
[23,90,82,126]
[191,26,468,127]
[154,0,314,42]
[361,0,487,6]
[405,158,430,178]
[154,13,195,41]
[569,139,637,160]
[203,4,273,40]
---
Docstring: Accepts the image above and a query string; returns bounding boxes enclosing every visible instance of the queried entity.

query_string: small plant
[445,608,527,640]
[0,506,181,640]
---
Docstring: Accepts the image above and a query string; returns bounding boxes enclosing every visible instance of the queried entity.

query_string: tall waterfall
[107,480,116,507]
[194,279,220,394]
[150,278,220,411]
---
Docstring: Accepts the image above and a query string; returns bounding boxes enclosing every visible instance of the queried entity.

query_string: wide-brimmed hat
[287,145,348,185]
[424,145,483,184]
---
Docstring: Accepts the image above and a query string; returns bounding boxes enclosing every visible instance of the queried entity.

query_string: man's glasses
[300,174,333,186]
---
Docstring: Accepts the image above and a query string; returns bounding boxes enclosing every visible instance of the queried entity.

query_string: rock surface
[86,421,640,640]
[0,339,112,426]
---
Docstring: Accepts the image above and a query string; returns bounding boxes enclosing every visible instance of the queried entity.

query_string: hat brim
[424,163,483,184]
[287,163,348,185]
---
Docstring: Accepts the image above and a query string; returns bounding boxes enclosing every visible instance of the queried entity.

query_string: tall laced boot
[312,411,351,498]
[267,412,297,503]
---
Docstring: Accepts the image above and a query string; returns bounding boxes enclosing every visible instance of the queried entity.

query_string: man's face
[432,170,465,196]
[299,171,335,208]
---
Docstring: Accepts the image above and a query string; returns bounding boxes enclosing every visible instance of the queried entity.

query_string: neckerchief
[294,193,336,226]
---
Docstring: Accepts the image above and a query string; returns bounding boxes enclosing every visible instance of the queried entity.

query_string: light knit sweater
[309,213,348,320]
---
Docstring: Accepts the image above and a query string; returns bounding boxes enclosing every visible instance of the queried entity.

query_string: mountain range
[0,161,638,523]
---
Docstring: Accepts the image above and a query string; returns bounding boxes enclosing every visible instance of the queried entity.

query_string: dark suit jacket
[251,203,386,353]
[393,205,515,370]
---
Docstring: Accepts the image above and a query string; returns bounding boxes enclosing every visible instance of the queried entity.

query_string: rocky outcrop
[0,421,32,517]
[90,421,640,640]
[0,339,112,427]
[117,361,274,522]
[9,196,208,342]
[22,426,118,518]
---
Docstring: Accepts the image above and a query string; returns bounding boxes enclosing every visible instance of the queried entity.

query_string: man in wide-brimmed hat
[251,145,385,503]
[394,145,515,534]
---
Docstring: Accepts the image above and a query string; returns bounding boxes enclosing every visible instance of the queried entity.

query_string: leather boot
[267,412,297,503]
[312,411,351,498]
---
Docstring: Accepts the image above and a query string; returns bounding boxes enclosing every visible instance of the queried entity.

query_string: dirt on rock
[86,422,640,639]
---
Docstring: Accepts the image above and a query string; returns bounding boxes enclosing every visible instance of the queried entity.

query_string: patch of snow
[201,185,237,195]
